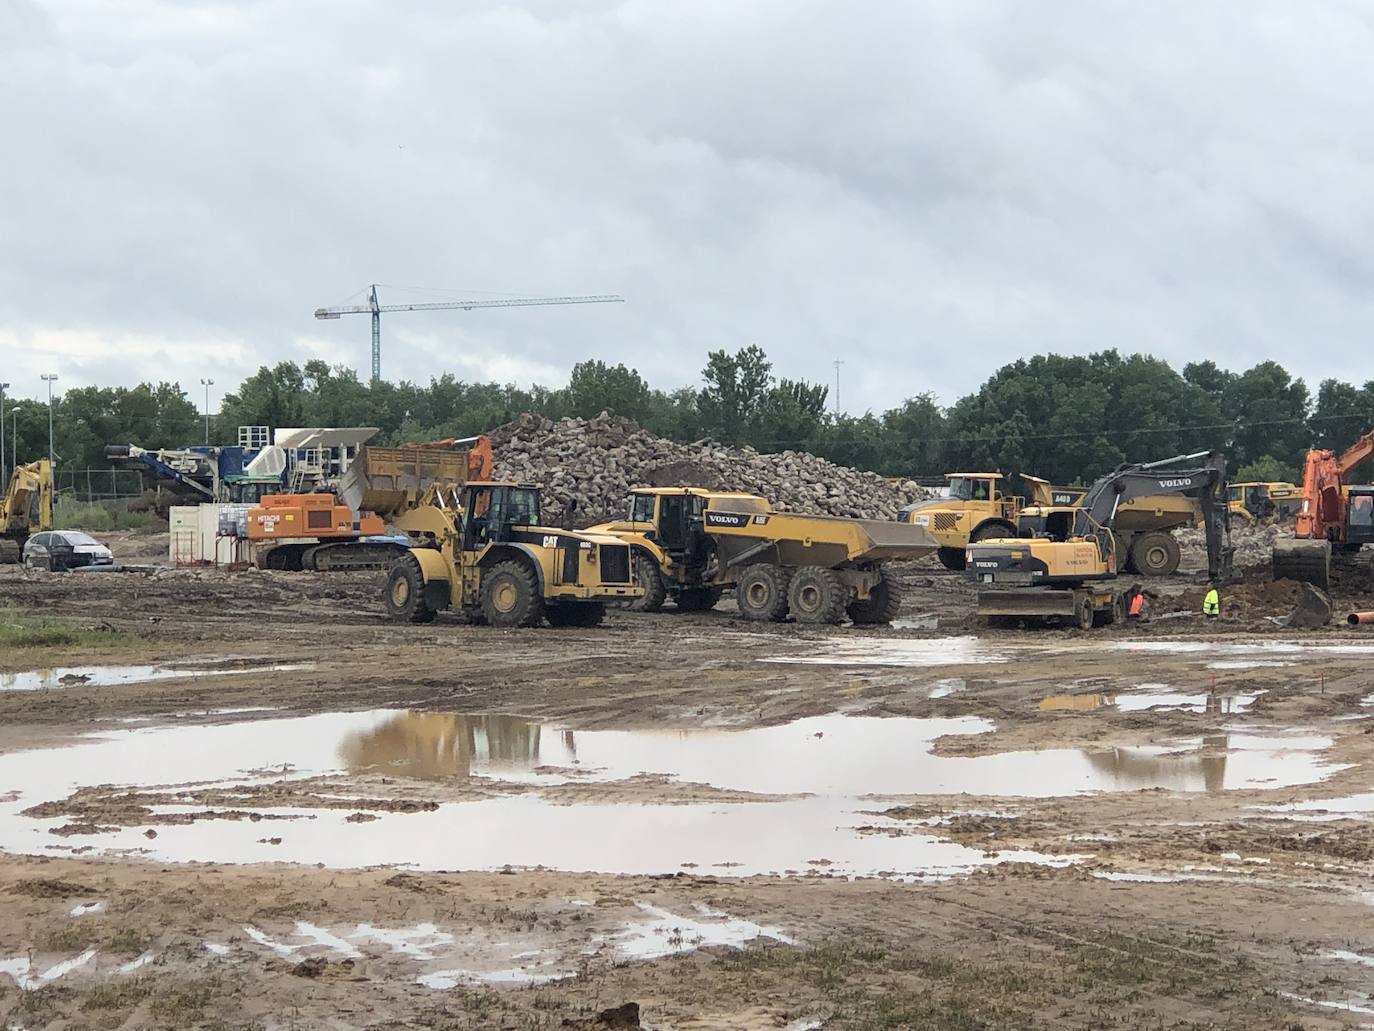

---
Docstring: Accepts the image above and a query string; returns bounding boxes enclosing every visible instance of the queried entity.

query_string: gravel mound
[490,412,929,525]
[1177,522,1292,568]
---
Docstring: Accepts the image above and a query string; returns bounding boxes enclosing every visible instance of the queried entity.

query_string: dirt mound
[490,412,930,525]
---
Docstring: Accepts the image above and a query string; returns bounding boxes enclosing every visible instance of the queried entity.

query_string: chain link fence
[55,468,146,501]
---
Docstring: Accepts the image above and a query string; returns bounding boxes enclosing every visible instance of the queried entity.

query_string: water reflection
[333,711,1327,796]
[339,714,543,781]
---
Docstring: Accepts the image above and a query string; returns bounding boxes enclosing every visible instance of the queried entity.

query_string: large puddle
[0,711,1341,876]
[762,636,1009,668]
[0,662,311,692]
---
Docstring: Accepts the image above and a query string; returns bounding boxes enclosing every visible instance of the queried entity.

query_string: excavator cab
[1348,488,1374,546]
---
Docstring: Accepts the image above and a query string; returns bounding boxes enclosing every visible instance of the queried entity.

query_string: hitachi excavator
[966,452,1231,629]
[0,460,54,564]
[1273,427,1374,589]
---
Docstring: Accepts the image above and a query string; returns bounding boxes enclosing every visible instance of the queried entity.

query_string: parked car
[21,530,115,571]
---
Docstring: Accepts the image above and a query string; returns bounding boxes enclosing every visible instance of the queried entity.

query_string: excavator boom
[0,459,54,563]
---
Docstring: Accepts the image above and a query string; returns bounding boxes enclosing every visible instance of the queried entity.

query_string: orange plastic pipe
[1347,612,1374,626]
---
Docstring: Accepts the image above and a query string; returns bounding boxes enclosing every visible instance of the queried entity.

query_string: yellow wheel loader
[1,460,54,564]
[339,444,641,628]
[593,486,941,625]
[966,452,1231,630]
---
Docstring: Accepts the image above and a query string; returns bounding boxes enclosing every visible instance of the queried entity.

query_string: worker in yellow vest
[1203,588,1220,619]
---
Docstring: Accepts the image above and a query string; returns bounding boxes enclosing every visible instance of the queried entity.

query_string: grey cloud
[3,0,1373,409]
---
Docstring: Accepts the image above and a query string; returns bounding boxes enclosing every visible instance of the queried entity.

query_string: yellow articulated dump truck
[896,473,1021,571]
[1,460,54,564]
[591,486,940,625]
[899,470,1200,577]
[341,441,642,628]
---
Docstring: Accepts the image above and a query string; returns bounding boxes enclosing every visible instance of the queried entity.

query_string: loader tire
[736,564,791,622]
[384,554,437,624]
[847,568,903,625]
[936,547,966,571]
[788,566,848,624]
[546,602,606,628]
[480,559,544,628]
[675,587,721,612]
[632,553,667,612]
[1129,532,1180,577]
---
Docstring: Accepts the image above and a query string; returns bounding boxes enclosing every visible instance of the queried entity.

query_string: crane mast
[315,285,625,382]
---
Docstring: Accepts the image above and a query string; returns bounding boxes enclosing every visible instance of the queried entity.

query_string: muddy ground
[0,529,1373,1028]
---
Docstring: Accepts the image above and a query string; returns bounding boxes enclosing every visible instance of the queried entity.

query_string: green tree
[1221,361,1310,470]
[1235,455,1296,483]
[563,360,653,420]
[697,345,773,443]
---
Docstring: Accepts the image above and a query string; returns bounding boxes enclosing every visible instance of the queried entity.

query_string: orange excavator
[246,436,494,571]
[1272,426,1374,589]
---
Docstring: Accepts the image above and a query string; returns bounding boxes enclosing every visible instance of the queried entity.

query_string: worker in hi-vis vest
[1203,588,1220,618]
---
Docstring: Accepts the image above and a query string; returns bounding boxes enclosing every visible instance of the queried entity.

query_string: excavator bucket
[1273,538,1332,590]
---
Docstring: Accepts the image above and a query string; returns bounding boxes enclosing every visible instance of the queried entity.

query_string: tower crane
[314,285,624,382]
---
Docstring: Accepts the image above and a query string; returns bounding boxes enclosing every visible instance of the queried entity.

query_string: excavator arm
[1,459,54,562]
[1337,426,1374,478]
[1075,451,1231,582]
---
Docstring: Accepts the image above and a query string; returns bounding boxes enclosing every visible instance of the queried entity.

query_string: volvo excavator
[0,460,54,564]
[1273,426,1374,589]
[966,452,1231,629]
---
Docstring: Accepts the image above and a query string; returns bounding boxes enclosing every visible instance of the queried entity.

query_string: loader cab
[462,483,542,550]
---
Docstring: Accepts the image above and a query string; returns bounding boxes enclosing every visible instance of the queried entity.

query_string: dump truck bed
[705,505,940,568]
[337,446,473,518]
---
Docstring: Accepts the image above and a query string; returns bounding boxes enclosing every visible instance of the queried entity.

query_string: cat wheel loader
[966,452,1231,630]
[340,440,640,628]
[591,486,941,625]
[1273,426,1374,590]
[1,460,54,564]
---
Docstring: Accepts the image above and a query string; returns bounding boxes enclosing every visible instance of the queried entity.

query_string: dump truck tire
[481,559,544,628]
[736,564,791,622]
[384,554,437,624]
[546,602,606,628]
[1129,532,1180,576]
[788,566,848,624]
[1273,538,1331,590]
[632,553,667,612]
[847,569,903,625]
[675,587,721,612]
[1074,594,1094,631]
[937,547,966,571]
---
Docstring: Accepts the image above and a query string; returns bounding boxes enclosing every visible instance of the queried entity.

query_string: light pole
[0,382,8,487]
[832,359,844,416]
[40,374,58,472]
[200,378,215,445]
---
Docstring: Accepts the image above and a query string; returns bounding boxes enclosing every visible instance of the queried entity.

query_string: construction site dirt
[3,530,1374,1028]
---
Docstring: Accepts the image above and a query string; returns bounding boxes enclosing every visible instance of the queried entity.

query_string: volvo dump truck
[592,486,941,625]
[967,452,1231,630]
[896,472,1022,571]
[0,460,53,564]
[342,439,640,627]
[1273,427,1374,589]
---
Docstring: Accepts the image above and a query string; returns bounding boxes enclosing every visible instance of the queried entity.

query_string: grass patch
[53,497,155,532]
[0,604,142,651]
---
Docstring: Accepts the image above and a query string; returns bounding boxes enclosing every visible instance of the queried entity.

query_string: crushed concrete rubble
[490,412,929,524]
[1177,522,1293,567]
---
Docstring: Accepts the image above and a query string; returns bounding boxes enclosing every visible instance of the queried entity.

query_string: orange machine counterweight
[247,493,384,541]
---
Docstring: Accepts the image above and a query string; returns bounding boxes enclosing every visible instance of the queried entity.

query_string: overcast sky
[3,0,1373,413]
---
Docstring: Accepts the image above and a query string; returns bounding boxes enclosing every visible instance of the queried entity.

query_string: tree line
[6,349,1374,488]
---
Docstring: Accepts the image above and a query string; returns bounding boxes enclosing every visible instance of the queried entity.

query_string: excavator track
[0,539,21,564]
[306,542,411,572]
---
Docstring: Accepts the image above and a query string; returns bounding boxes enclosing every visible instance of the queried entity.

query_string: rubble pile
[490,412,929,525]
[1177,521,1293,567]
